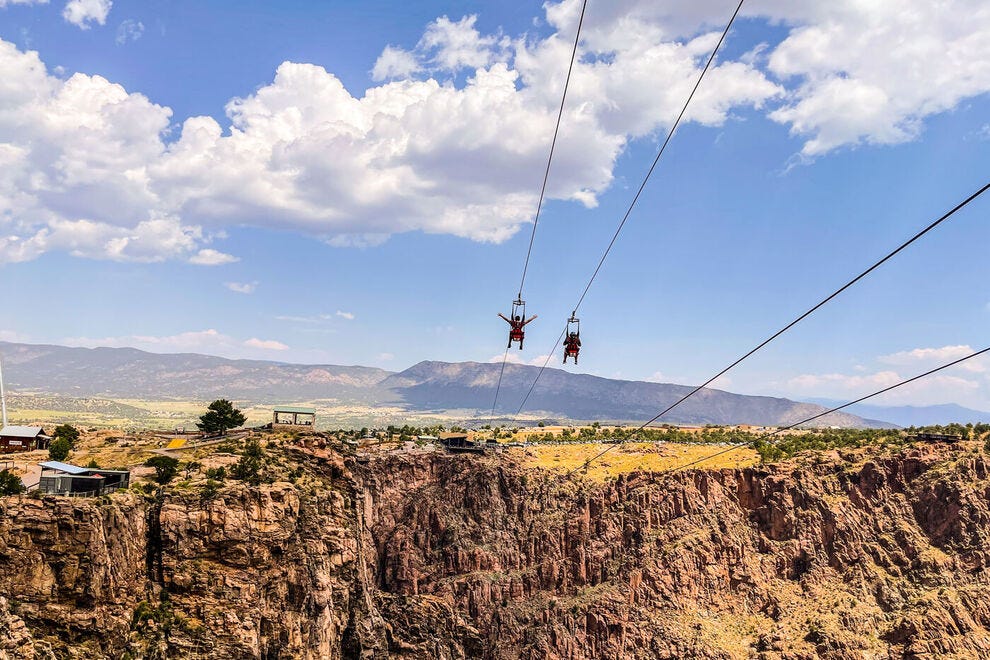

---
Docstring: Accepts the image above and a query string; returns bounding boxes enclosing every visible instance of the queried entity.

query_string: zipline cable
[765,345,990,438]
[490,345,511,421]
[511,0,746,419]
[645,344,990,475]
[517,0,589,300]
[570,178,990,472]
[571,0,745,313]
[491,0,589,420]
[514,327,567,417]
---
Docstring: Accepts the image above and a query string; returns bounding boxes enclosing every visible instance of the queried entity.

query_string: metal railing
[40,483,125,498]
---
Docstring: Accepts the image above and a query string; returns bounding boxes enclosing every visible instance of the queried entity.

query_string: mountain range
[0,341,894,428]
[802,398,990,428]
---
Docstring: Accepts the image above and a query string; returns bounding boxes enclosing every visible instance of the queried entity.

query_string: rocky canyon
[2,438,990,658]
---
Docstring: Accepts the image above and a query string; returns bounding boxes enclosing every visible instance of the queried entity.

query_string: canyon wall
[1,442,990,658]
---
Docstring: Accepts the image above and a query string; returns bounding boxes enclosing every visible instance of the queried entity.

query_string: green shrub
[48,438,71,461]
[144,456,180,484]
[53,424,81,449]
[205,467,226,481]
[230,438,265,485]
[201,479,223,500]
[0,470,25,496]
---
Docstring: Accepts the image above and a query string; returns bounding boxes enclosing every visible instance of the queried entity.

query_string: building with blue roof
[38,461,130,496]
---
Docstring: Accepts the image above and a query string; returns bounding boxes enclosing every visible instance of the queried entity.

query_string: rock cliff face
[0,496,148,658]
[2,442,990,658]
[357,446,990,658]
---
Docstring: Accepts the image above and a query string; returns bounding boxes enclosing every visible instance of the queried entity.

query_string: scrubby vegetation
[752,424,989,463]
[48,437,71,461]
[752,429,901,462]
[0,470,25,496]
[53,424,81,449]
[230,438,267,485]
[205,467,226,481]
[516,422,990,464]
[145,456,180,484]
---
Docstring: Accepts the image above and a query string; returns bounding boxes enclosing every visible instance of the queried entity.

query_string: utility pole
[0,353,7,428]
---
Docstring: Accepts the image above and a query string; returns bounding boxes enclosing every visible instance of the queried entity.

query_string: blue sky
[1,0,989,409]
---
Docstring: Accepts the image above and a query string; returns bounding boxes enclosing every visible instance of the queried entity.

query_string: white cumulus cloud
[371,45,420,81]
[2,0,989,262]
[879,345,986,373]
[0,40,222,264]
[787,369,983,407]
[335,310,355,320]
[62,0,111,28]
[764,0,990,156]
[420,15,499,71]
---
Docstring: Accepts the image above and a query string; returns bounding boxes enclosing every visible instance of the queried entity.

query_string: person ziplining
[563,314,580,364]
[489,0,587,417]
[563,331,581,364]
[499,310,537,350]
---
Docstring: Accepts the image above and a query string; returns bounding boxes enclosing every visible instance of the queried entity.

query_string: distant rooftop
[273,406,316,415]
[39,461,88,474]
[0,426,47,438]
[39,461,130,475]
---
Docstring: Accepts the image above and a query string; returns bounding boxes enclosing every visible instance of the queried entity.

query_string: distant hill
[0,341,394,402]
[383,361,880,427]
[0,341,887,427]
[803,398,990,427]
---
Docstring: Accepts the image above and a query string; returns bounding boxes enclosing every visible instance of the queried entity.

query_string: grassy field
[511,441,758,481]
[3,394,465,431]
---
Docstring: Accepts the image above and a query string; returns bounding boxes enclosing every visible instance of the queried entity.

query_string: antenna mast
[0,354,7,427]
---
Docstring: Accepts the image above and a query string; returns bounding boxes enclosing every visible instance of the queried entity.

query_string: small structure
[439,432,486,454]
[911,432,963,444]
[38,461,131,496]
[273,406,316,427]
[0,426,50,454]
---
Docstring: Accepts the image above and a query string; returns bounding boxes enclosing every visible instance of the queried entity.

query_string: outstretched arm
[522,314,538,326]
[498,313,511,324]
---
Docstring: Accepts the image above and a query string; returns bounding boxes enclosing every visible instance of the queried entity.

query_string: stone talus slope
[1,444,990,657]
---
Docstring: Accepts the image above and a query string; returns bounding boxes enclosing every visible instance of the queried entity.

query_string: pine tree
[197,399,246,435]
